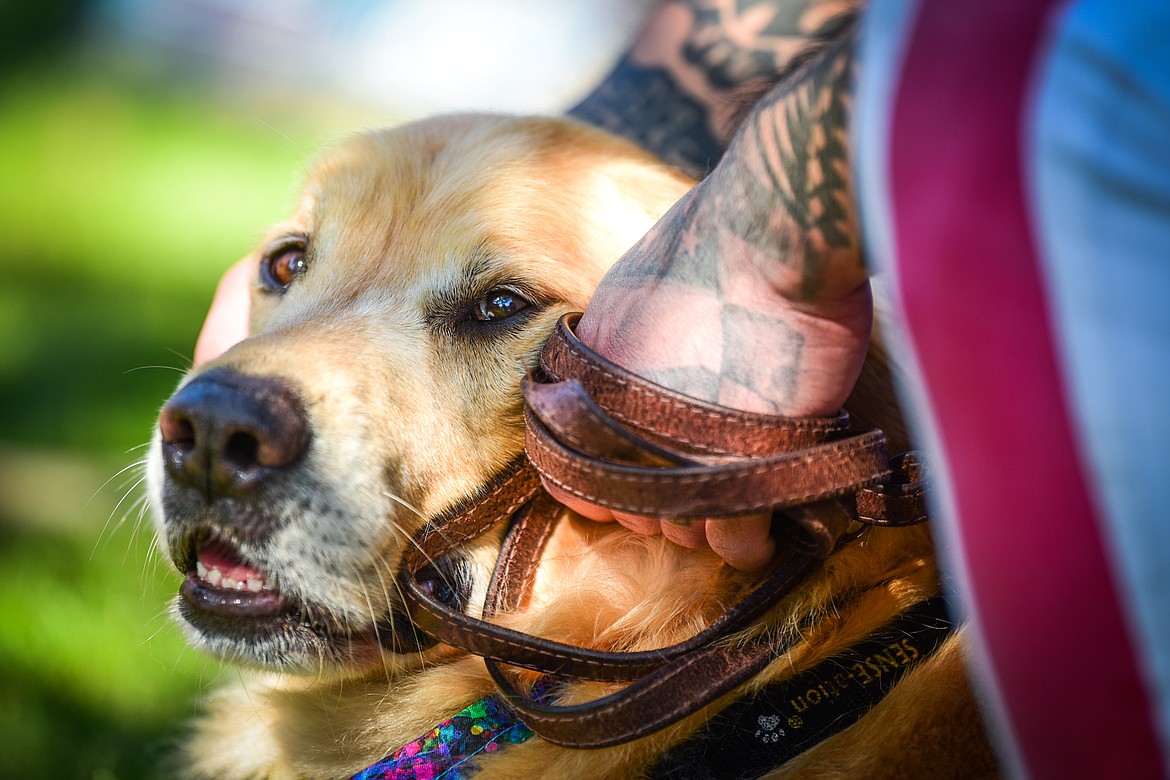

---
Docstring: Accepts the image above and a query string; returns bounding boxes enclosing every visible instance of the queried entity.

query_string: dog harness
[352,598,953,779]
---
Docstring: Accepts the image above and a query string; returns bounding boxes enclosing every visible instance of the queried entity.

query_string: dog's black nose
[159,370,309,499]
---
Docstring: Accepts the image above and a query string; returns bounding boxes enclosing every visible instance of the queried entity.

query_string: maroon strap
[485,626,780,749]
[475,495,848,747]
[526,396,892,517]
[401,480,842,681]
[540,314,852,457]
[856,451,930,526]
[526,315,918,533]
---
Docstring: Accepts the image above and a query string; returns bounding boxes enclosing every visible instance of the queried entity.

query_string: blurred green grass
[0,54,377,779]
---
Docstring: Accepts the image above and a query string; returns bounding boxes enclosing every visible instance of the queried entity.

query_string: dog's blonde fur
[150,114,994,779]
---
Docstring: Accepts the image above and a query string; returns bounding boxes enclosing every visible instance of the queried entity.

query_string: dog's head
[148,114,693,675]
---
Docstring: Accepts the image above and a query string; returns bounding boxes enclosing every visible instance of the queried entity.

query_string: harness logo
[755,714,785,744]
[788,638,922,716]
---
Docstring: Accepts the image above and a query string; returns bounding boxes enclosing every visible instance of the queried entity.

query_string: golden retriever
[148,113,996,779]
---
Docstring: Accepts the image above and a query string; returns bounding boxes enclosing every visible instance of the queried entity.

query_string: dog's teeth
[195,555,271,593]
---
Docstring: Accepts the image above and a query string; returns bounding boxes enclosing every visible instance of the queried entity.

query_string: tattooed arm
[550,23,867,570]
[569,0,861,177]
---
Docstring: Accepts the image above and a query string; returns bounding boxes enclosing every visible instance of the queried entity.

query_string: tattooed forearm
[579,20,867,415]
[714,20,862,301]
[568,0,863,178]
[683,0,859,91]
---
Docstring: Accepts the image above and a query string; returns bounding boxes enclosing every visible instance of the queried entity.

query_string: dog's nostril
[159,410,196,448]
[224,431,260,469]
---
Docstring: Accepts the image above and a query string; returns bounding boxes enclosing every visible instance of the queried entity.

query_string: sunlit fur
[148,114,994,779]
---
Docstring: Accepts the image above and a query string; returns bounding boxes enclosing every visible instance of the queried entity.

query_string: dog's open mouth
[171,529,444,668]
[181,535,286,618]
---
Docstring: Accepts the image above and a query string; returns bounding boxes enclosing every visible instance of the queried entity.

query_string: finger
[543,482,616,523]
[194,258,255,366]
[659,518,710,549]
[612,511,662,536]
[705,512,776,572]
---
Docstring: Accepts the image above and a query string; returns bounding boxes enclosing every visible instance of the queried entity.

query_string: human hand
[546,23,868,572]
[193,258,252,367]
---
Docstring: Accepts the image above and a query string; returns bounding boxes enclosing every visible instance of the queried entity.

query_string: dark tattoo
[721,304,804,408]
[684,0,857,91]
[569,1,860,179]
[655,194,727,291]
[569,60,724,179]
[599,188,813,408]
[627,296,808,412]
[643,367,725,403]
[722,23,860,299]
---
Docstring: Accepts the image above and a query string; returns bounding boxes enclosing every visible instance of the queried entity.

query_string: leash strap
[526,315,894,521]
[647,596,954,779]
[402,476,841,683]
[527,314,928,527]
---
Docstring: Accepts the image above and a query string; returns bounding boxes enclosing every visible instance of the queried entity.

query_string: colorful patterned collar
[351,693,534,780]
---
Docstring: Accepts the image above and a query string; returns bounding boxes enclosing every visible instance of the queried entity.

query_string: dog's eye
[473,289,530,322]
[262,246,307,292]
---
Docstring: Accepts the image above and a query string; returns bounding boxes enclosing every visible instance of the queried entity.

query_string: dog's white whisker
[143,611,179,646]
[113,493,152,563]
[360,584,382,647]
[384,516,447,580]
[163,346,195,371]
[254,117,309,163]
[117,491,153,567]
[140,531,167,594]
[89,457,149,508]
[382,491,423,518]
[133,494,152,532]
[123,364,189,375]
[369,568,402,680]
[93,469,150,561]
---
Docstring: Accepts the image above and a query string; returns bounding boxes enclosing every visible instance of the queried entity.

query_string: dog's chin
[173,592,432,676]
[166,528,438,677]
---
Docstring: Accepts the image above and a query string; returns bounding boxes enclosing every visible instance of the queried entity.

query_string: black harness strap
[647,596,954,780]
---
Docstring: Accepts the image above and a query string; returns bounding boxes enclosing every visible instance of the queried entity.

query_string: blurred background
[0,1,650,776]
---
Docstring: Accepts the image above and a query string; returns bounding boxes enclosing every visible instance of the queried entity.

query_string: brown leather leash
[400,313,931,748]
